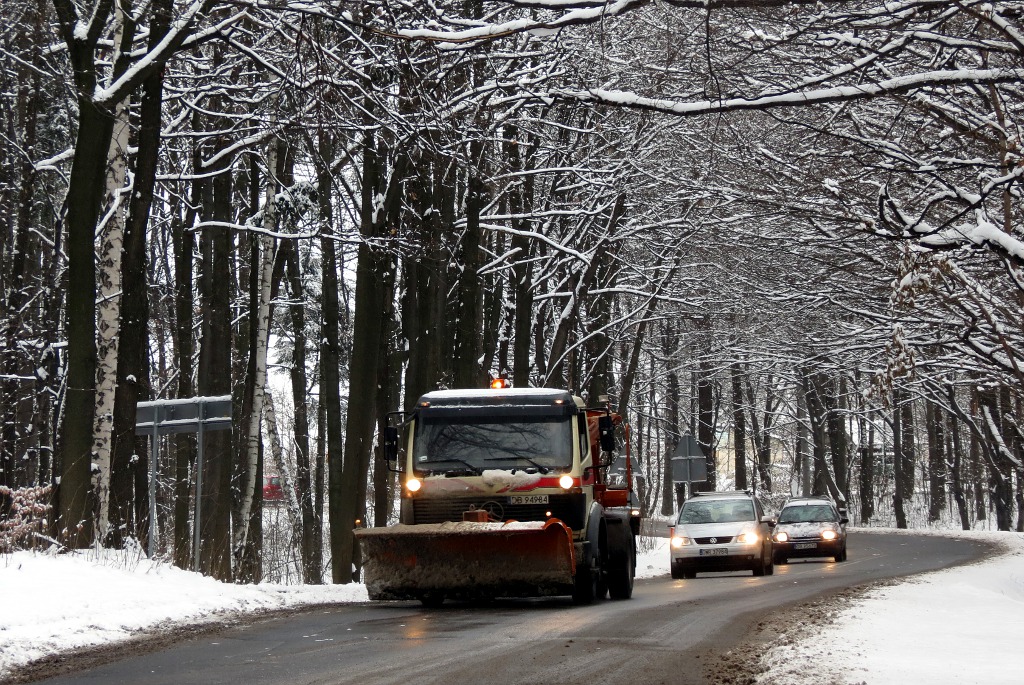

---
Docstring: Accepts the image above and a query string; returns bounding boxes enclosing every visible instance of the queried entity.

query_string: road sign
[671,434,708,483]
[136,395,232,563]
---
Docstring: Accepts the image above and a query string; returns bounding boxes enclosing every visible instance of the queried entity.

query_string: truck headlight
[558,474,574,489]
[405,477,422,493]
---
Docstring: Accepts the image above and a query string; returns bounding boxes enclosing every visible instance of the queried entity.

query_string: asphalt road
[30,532,992,685]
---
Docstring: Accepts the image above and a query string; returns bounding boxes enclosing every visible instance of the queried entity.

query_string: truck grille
[411,493,586,530]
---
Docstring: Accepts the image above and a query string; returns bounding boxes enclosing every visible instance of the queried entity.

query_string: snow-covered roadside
[0,538,669,680]
[0,547,367,679]
[756,529,1024,685]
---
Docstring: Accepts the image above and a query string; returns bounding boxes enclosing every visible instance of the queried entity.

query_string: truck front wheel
[572,565,598,605]
[419,592,445,608]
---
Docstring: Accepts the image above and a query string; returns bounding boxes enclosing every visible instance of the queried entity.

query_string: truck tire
[606,522,635,600]
[419,592,445,608]
[572,565,598,605]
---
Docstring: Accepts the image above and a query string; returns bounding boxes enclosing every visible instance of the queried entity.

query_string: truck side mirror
[598,415,615,454]
[383,425,399,464]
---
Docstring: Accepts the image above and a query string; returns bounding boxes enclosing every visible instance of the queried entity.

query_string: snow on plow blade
[355,519,576,601]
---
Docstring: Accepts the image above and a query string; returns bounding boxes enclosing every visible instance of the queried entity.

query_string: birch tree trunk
[107,0,172,549]
[93,63,131,545]
[234,137,280,581]
[56,16,119,549]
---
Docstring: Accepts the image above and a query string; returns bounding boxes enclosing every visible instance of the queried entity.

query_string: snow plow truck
[354,385,637,606]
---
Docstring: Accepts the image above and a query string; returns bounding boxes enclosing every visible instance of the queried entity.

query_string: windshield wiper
[484,456,551,474]
[416,457,481,476]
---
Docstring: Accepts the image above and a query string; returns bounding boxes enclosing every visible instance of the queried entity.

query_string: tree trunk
[196,138,234,581]
[93,23,132,545]
[730,361,747,491]
[330,123,401,583]
[281,235,316,583]
[661,366,679,516]
[696,358,716,492]
[59,95,115,549]
[796,378,810,496]
[451,169,485,388]
[892,391,908,529]
[234,138,280,582]
[373,254,399,528]
[859,413,875,524]
[108,1,171,548]
[925,401,946,523]
[945,387,970,530]
[804,372,843,503]
[825,376,849,503]
[978,388,1012,530]
[506,126,535,390]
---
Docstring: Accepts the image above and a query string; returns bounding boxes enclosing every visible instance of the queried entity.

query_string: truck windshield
[413,415,573,474]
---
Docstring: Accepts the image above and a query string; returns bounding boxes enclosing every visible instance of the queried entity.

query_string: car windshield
[412,415,573,474]
[678,499,755,524]
[778,505,836,524]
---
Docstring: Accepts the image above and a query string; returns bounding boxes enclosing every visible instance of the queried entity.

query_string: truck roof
[417,387,580,408]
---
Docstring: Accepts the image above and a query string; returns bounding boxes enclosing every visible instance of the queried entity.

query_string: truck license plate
[795,542,817,550]
[699,548,728,557]
[509,495,548,505]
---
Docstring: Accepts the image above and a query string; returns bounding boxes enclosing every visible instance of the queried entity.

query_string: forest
[0,0,1021,585]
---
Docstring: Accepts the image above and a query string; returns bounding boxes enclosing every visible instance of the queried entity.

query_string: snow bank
[757,529,1024,685]
[0,547,366,677]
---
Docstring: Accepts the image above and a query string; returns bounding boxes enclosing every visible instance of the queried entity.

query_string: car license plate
[699,548,729,557]
[795,542,817,550]
[509,494,548,505]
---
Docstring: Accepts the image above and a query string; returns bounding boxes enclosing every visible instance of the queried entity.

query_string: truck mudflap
[355,519,576,601]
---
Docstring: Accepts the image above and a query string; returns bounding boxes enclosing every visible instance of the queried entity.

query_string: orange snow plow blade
[355,519,576,601]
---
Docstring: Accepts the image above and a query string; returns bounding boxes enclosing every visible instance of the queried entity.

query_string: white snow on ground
[0,545,366,678]
[1,530,1020,683]
[757,528,1024,685]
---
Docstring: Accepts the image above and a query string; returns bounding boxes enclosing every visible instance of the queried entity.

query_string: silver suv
[669,491,775,578]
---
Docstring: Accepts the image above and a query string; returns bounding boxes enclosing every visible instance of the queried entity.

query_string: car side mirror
[840,517,849,525]
[761,516,776,528]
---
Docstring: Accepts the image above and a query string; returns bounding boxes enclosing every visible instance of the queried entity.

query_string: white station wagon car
[669,490,775,578]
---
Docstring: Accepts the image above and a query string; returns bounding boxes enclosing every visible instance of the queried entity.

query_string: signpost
[135,395,231,566]
[671,434,707,499]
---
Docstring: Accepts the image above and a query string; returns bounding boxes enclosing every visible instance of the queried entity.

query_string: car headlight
[737,532,759,545]
[774,531,789,543]
[670,536,691,548]
[821,529,838,540]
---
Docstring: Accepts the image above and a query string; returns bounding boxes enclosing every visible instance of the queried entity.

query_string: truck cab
[360,386,635,605]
